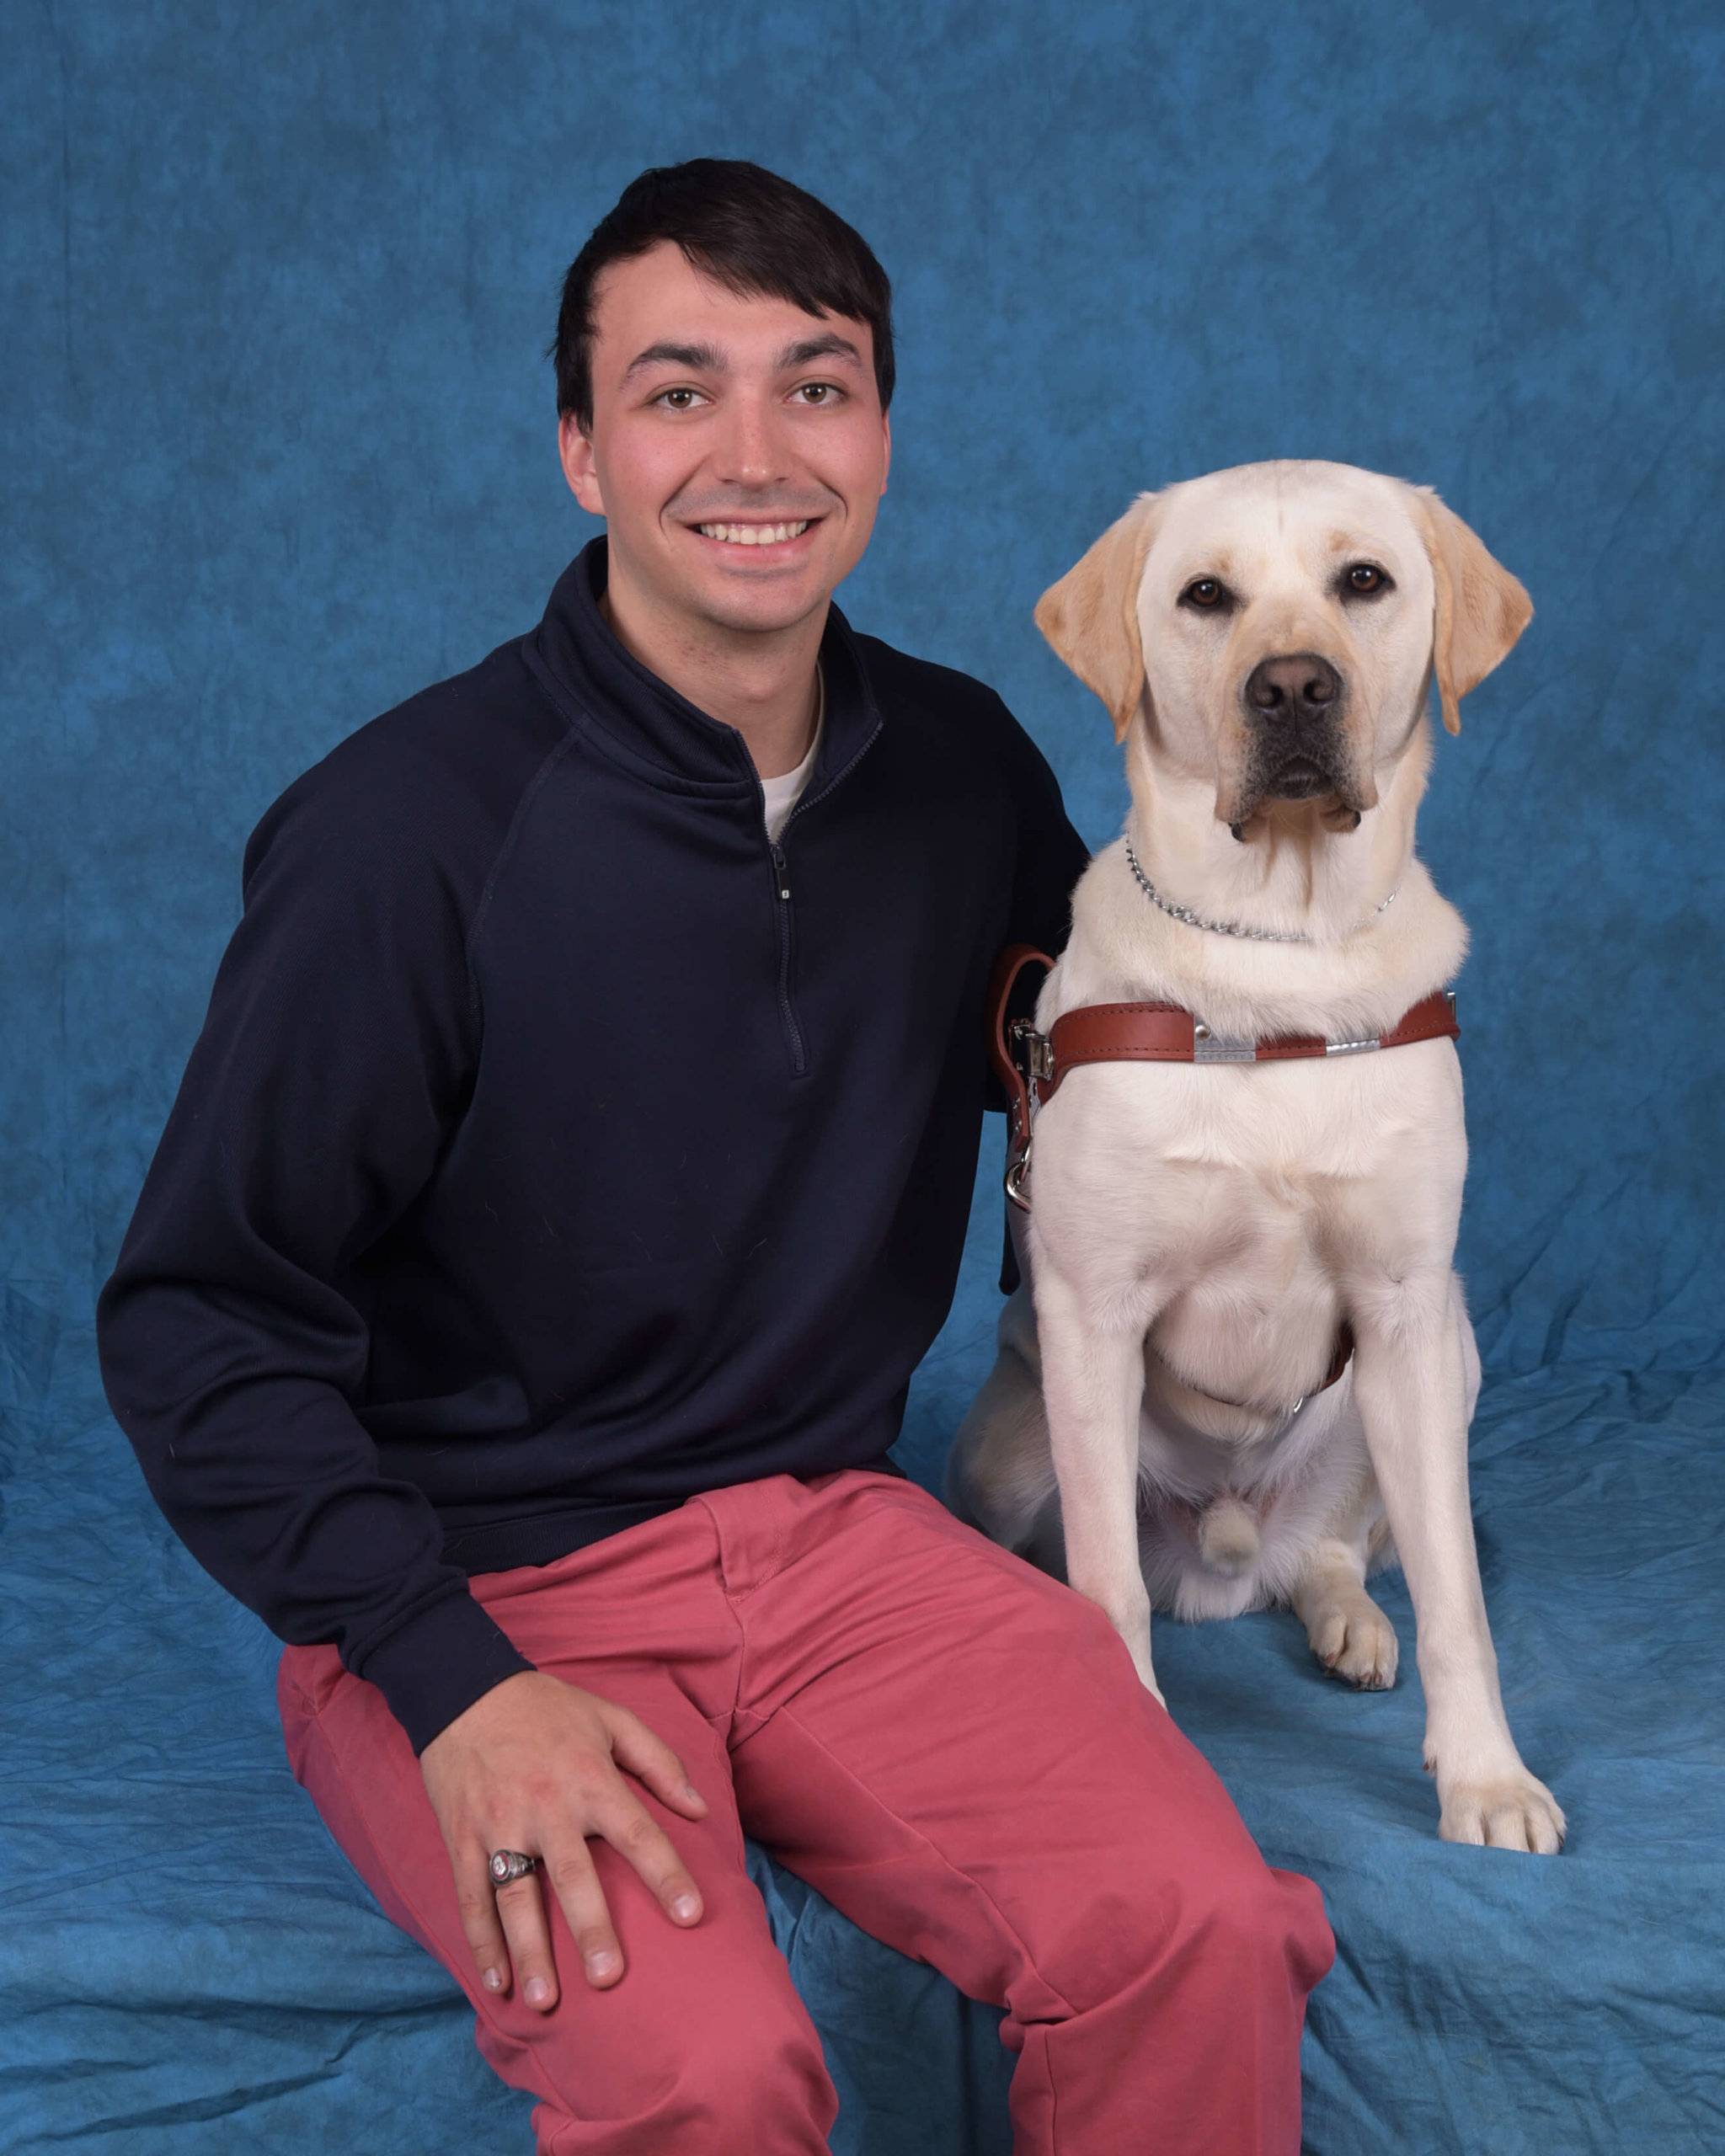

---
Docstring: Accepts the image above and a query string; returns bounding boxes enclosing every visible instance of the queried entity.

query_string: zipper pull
[771,843,791,902]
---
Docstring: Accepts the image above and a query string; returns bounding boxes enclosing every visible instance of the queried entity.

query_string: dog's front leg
[1031,1260,1164,1705]
[1350,1273,1563,1852]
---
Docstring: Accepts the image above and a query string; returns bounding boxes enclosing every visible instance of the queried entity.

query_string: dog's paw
[1304,1588,1399,1690]
[1438,1772,1566,1854]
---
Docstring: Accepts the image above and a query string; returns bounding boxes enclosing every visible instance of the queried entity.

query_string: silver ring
[488,1849,538,1886]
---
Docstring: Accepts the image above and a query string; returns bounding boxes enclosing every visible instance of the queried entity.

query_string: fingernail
[525,1977,553,2006]
[672,1893,701,1923]
[482,1967,503,1993]
[683,1782,705,1808]
[587,1951,619,1979]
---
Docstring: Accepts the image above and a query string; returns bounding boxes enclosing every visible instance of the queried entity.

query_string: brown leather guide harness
[986,944,1461,1401]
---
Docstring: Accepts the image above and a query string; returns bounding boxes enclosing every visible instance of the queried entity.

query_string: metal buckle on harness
[1002,1022,1051,1214]
[1008,1018,1054,1086]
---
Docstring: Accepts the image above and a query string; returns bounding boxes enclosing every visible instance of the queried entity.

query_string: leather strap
[1378,993,1463,1051]
[1046,987,1458,1087]
[1048,1000,1202,1072]
[1319,1320,1355,1394]
[987,955,1460,1122]
[985,942,1058,1154]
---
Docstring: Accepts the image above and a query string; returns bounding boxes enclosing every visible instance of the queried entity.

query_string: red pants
[279,1470,1332,2153]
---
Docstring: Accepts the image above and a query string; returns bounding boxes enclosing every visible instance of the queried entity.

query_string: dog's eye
[1343,563,1391,596]
[1181,577,1229,610]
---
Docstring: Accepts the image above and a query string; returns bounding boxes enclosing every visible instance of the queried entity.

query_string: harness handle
[985,943,1055,1211]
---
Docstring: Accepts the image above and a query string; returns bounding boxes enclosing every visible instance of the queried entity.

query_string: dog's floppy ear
[1034,493,1163,743]
[1408,488,1533,736]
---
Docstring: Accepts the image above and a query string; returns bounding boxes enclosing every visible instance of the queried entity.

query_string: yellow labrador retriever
[948,460,1563,1853]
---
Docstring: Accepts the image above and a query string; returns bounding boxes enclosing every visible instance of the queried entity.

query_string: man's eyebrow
[621,340,728,384]
[776,332,864,371]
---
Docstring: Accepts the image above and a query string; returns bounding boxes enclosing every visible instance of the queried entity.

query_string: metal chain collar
[1124,838,1397,944]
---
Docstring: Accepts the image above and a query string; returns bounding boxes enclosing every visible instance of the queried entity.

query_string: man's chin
[679,547,846,635]
[687,576,835,638]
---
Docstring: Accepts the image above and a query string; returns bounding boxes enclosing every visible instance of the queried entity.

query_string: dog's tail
[1196,1494,1261,1578]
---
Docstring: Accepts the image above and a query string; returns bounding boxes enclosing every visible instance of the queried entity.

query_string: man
[99,161,1332,2153]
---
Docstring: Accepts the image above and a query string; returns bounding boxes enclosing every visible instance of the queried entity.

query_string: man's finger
[605,1703,709,1818]
[453,1848,515,1999]
[494,1869,561,2010]
[591,1791,704,1928]
[545,1842,628,1988]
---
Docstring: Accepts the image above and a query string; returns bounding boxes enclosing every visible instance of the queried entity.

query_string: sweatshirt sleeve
[96,747,535,1753]
[1004,719,1092,963]
[982,692,1092,1106]
[988,702,1092,1291]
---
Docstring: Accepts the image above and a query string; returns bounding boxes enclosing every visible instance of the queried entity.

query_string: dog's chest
[1030,1042,1465,1294]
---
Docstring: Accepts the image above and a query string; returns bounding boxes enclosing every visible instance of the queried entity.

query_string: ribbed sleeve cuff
[351,1588,537,1755]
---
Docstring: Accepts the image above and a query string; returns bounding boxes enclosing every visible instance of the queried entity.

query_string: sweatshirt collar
[528,538,881,797]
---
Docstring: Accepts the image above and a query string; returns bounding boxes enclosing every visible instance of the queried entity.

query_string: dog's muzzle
[1225,652,1372,829]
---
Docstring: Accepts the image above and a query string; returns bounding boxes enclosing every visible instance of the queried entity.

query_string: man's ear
[1034,493,1163,743]
[559,413,605,516]
[1407,487,1533,735]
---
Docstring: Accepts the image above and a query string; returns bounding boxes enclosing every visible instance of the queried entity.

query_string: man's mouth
[693,520,814,547]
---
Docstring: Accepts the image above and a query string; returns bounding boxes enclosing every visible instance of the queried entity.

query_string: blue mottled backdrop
[3,4,1722,2153]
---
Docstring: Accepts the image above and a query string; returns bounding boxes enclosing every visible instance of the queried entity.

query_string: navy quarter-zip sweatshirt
[98,542,1089,1753]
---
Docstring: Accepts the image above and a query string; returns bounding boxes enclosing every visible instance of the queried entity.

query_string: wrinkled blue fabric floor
[4,1276,1721,2154]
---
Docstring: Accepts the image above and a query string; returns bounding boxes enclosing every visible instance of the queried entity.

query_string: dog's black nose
[1245,654,1341,721]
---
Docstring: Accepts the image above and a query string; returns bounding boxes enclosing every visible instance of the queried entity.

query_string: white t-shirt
[759,670,825,843]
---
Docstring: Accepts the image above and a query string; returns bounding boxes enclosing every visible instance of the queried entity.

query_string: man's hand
[419,1670,708,2009]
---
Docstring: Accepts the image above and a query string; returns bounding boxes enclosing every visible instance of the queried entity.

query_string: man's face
[560,242,891,638]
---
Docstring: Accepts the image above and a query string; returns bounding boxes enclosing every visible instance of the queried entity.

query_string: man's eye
[659,387,701,410]
[1180,577,1229,610]
[1343,562,1391,595]
[794,382,837,404]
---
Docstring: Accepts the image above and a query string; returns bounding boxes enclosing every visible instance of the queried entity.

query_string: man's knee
[1042,1840,1333,2017]
[1175,1852,1334,1998]
[673,1998,836,2147]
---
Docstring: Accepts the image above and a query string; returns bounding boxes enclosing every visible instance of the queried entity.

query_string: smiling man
[98,163,1332,2153]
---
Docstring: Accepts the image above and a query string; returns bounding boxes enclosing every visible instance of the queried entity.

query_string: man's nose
[713,393,789,487]
[1243,654,1343,723]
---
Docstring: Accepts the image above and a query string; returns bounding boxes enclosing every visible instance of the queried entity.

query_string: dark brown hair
[553,160,895,430]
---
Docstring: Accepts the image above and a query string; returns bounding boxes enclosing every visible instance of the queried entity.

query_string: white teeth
[697,520,810,545]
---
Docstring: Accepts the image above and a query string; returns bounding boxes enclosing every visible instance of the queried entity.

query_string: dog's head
[1034,461,1531,835]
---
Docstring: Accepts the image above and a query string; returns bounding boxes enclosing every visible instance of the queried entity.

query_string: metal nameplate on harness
[1192,1022,1256,1065]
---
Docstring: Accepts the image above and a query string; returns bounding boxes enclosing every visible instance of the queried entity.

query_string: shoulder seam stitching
[463,716,585,1021]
